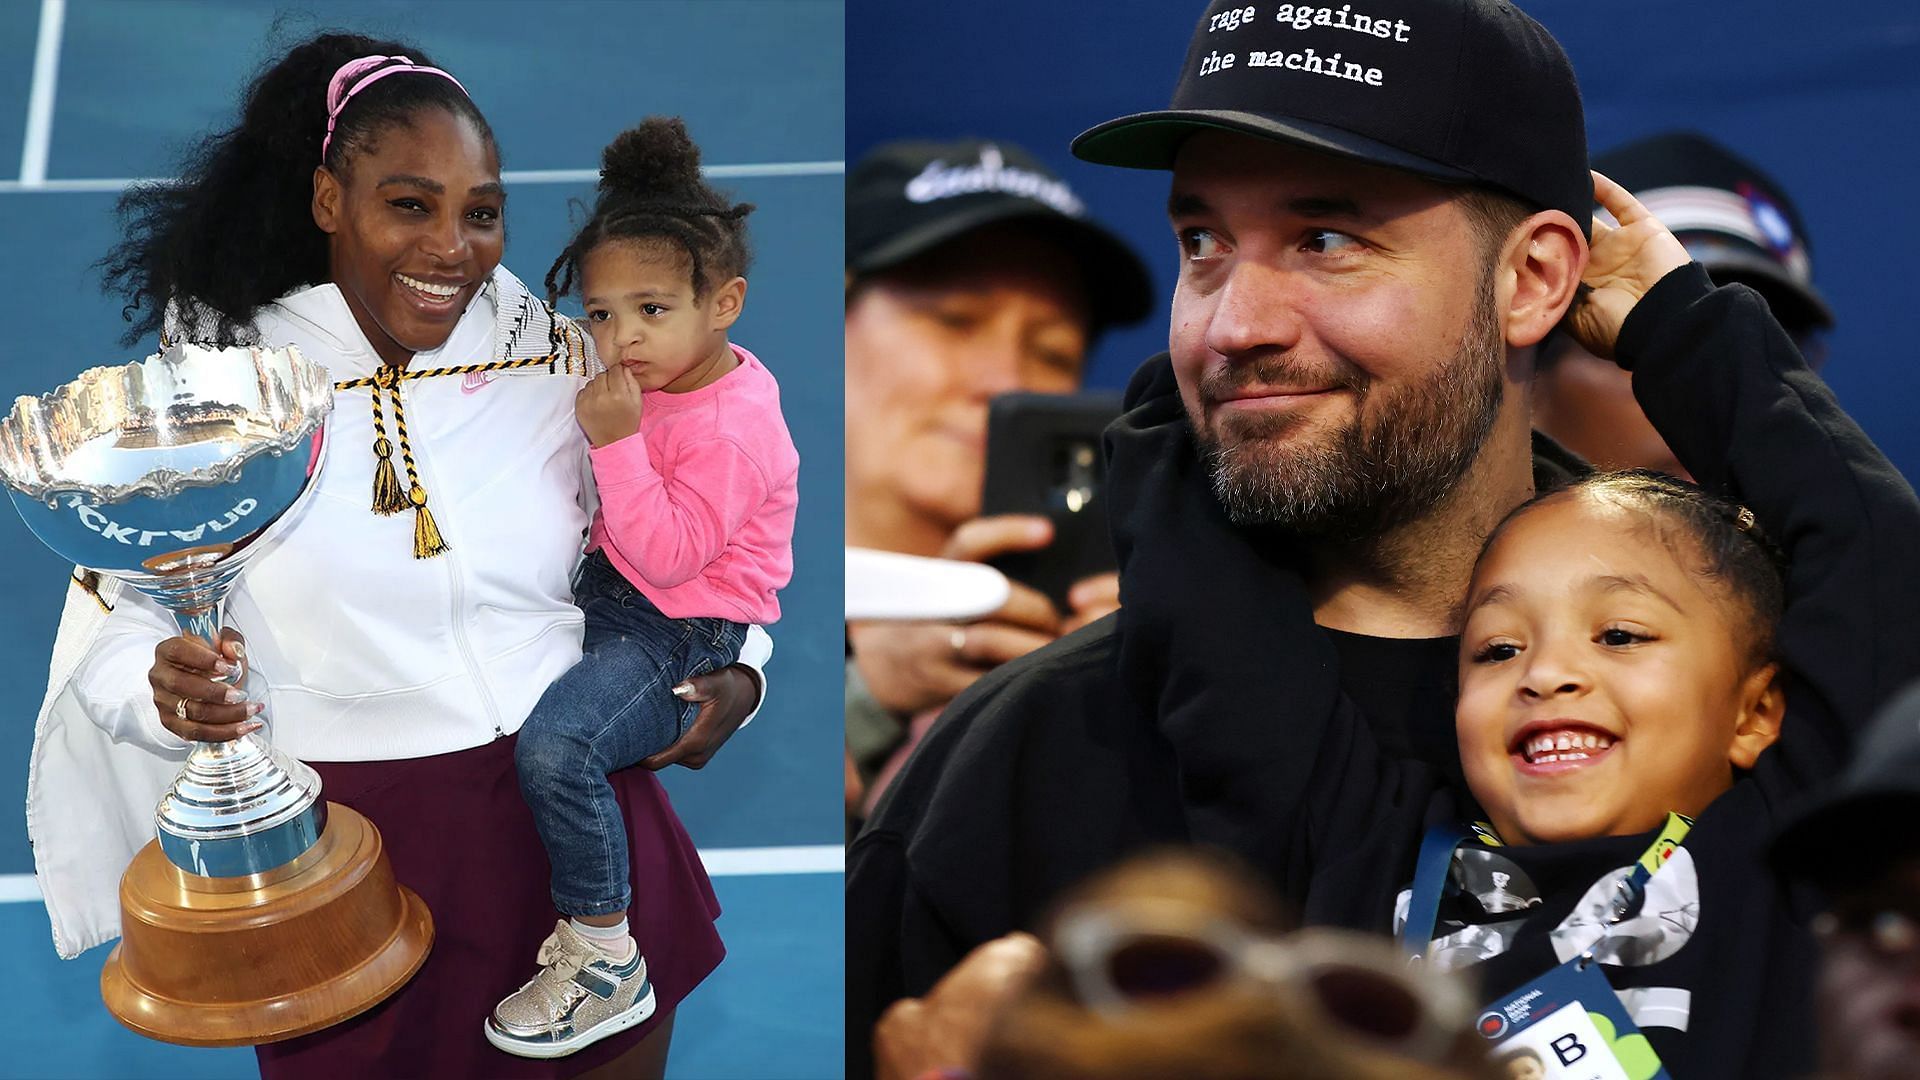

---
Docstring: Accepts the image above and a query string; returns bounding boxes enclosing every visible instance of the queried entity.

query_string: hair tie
[1735,506,1756,531]
[321,54,470,163]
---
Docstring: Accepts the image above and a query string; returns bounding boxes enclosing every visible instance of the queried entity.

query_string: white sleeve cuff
[735,624,772,728]
[69,586,190,753]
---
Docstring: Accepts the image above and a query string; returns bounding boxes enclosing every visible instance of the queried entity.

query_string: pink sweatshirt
[587,343,798,623]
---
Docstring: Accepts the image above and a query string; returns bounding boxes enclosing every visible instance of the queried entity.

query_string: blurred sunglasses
[1814,906,1919,959]
[1053,900,1473,1063]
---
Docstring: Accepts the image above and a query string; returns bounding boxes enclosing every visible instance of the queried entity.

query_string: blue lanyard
[1401,823,1471,957]
[1400,812,1694,960]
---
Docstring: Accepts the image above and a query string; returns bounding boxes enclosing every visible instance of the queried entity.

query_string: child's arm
[593,430,773,591]
[574,362,776,590]
[1581,173,1920,788]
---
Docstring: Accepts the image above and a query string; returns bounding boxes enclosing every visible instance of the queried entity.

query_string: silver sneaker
[484,920,656,1059]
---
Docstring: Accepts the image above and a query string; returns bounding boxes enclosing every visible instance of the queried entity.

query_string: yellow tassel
[370,437,407,515]
[409,485,449,558]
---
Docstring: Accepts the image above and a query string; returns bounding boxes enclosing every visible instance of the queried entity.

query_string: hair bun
[598,117,703,200]
[547,116,752,303]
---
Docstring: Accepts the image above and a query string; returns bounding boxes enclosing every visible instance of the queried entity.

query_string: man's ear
[1728,662,1786,770]
[312,166,343,235]
[708,276,748,331]
[1501,210,1588,350]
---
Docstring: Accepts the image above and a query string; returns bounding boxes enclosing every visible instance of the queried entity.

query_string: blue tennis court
[0,2,843,1077]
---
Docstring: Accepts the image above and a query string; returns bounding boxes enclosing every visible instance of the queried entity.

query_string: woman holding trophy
[29,33,766,1079]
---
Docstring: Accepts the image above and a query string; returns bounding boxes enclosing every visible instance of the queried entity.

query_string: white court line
[18,0,66,185]
[0,176,125,194]
[0,844,843,902]
[0,160,844,195]
[508,161,844,184]
[700,845,843,876]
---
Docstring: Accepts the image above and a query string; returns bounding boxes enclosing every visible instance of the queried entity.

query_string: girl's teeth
[1522,730,1615,763]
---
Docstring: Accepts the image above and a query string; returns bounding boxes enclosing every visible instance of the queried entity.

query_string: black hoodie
[846,266,1920,1079]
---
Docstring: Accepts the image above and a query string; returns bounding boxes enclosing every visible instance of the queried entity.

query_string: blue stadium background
[850,0,1920,485]
[0,2,842,1078]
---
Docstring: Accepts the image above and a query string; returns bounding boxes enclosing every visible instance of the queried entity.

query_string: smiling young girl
[484,118,798,1059]
[1455,469,1789,849]
[1101,173,1920,1077]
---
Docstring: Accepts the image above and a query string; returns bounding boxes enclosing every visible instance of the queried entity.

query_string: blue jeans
[517,550,748,916]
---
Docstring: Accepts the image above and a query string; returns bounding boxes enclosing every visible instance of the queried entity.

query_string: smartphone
[979,391,1125,612]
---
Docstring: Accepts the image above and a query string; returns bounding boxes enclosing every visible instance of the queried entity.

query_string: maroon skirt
[253,734,724,1079]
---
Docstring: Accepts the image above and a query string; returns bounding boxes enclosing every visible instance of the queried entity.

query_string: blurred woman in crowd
[844,138,1149,822]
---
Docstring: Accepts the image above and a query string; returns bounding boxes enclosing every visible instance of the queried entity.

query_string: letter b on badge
[1553,1031,1589,1065]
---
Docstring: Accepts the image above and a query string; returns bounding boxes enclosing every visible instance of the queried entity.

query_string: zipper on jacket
[405,383,507,739]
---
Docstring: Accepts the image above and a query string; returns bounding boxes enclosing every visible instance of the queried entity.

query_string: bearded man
[848,3,1594,1075]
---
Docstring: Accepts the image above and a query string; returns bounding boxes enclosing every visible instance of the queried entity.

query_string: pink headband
[321,54,470,163]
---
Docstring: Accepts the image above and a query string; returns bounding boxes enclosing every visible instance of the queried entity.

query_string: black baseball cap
[847,138,1154,331]
[1771,680,1920,889]
[1596,132,1832,332]
[1071,0,1590,230]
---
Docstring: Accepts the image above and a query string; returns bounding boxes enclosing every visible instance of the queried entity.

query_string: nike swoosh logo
[461,370,497,395]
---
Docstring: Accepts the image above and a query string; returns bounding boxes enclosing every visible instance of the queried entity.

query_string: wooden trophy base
[100,802,433,1046]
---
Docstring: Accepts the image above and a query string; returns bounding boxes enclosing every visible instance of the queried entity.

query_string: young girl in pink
[485,117,798,1059]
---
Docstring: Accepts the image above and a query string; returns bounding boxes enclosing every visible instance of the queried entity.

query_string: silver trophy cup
[1,342,332,878]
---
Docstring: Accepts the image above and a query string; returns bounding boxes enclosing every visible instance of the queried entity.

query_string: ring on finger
[174,696,190,722]
[950,625,967,658]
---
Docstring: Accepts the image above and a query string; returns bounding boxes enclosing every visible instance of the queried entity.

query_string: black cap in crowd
[1596,132,1833,332]
[847,138,1154,331]
[1072,0,1590,230]
[1771,680,1920,889]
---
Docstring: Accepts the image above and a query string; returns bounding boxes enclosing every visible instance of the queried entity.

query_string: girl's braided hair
[1490,469,1789,664]
[100,32,497,347]
[545,117,753,304]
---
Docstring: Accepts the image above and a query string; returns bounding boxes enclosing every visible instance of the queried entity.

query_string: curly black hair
[1486,469,1789,665]
[545,117,753,305]
[99,32,498,347]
